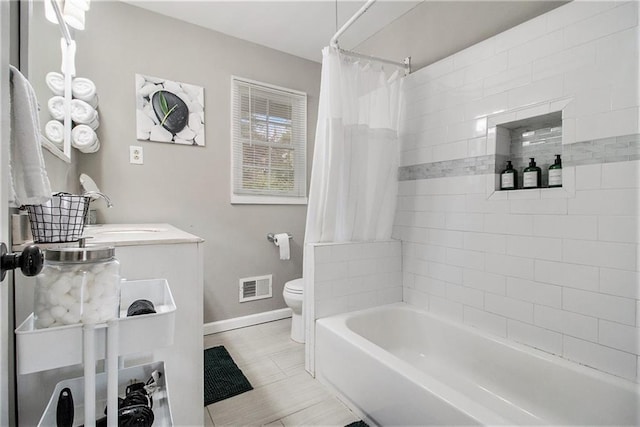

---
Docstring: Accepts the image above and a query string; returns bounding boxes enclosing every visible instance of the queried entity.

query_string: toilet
[283,278,304,343]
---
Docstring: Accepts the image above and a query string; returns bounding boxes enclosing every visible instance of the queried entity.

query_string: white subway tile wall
[397,1,640,381]
[311,241,402,319]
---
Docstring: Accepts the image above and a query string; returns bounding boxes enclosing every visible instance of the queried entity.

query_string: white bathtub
[316,303,640,426]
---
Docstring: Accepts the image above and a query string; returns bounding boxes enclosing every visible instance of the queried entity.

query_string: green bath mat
[204,346,253,406]
[345,421,369,427]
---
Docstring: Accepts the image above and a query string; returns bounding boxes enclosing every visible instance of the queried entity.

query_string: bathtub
[316,303,639,426]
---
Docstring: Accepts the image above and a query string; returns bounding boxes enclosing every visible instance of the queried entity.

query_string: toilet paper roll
[273,233,290,261]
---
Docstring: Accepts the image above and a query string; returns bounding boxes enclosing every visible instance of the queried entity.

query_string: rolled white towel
[81,139,100,154]
[71,124,97,151]
[72,77,96,102]
[44,120,64,149]
[45,72,65,96]
[47,96,65,121]
[63,0,85,30]
[84,93,99,109]
[70,99,97,124]
[85,116,100,131]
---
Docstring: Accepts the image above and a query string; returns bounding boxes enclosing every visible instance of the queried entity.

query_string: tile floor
[203,318,360,426]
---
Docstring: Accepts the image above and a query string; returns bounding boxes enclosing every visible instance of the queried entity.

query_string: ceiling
[121,1,423,63]
[121,1,568,66]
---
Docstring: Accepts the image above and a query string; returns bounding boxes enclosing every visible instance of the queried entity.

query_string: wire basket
[25,193,90,243]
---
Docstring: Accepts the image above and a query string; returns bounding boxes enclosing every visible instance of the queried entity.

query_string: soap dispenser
[523,157,541,189]
[500,160,517,190]
[548,154,562,188]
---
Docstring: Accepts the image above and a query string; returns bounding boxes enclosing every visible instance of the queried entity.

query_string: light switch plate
[130,146,143,164]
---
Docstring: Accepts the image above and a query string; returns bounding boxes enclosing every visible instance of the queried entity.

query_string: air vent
[239,274,272,302]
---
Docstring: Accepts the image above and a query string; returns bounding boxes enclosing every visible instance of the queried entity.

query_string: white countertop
[13,223,204,251]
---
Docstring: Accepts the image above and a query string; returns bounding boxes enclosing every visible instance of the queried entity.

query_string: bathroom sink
[79,224,202,247]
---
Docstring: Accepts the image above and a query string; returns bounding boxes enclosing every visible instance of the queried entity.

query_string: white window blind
[231,77,307,204]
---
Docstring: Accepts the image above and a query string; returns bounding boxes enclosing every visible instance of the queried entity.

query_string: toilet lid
[284,279,303,294]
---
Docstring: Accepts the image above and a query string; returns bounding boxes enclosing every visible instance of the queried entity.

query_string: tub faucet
[83,191,113,208]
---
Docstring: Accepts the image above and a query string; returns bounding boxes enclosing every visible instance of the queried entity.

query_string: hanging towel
[60,39,76,77]
[273,233,291,260]
[8,65,52,207]
[70,98,97,124]
[72,77,96,102]
[45,71,64,96]
[48,95,65,120]
[44,120,64,149]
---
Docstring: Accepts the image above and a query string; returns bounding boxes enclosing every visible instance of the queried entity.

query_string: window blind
[231,77,307,202]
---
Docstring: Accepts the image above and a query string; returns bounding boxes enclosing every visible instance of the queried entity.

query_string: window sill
[231,194,308,205]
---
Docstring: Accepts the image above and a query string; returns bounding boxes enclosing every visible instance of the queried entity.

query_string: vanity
[14,224,204,426]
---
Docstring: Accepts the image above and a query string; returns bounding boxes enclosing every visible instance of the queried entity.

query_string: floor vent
[239,274,272,302]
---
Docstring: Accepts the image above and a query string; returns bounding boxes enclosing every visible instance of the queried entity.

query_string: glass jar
[34,246,120,329]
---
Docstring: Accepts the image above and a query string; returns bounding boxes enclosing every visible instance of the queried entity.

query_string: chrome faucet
[83,190,113,208]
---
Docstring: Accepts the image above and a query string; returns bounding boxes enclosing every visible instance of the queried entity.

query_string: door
[1,0,13,425]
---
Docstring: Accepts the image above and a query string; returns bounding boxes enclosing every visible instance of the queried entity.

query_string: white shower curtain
[305,46,404,244]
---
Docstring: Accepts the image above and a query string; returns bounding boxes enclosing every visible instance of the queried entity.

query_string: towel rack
[267,233,293,243]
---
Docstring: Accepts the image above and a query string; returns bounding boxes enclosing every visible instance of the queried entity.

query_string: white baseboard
[203,308,292,335]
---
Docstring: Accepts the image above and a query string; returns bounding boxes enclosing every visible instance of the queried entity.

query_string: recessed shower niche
[494,111,563,190]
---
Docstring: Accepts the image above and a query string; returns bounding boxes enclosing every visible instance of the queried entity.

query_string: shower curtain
[305,46,404,243]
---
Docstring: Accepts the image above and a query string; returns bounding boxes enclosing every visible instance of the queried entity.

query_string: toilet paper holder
[267,233,293,243]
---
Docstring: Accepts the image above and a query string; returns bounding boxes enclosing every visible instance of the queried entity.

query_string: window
[231,77,307,204]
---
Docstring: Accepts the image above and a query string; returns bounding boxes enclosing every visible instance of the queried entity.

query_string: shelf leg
[83,324,97,427]
[106,320,119,427]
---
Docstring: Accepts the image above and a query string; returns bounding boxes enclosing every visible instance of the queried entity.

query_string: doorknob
[1,242,44,282]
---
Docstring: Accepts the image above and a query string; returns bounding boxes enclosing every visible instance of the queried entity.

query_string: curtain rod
[330,0,411,73]
[337,47,411,72]
[50,0,72,46]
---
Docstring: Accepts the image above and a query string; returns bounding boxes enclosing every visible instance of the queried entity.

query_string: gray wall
[356,1,568,72]
[72,1,320,323]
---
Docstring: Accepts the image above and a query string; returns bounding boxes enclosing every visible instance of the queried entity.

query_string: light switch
[130,146,143,164]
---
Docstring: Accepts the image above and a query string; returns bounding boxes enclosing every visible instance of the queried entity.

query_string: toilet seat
[284,279,303,294]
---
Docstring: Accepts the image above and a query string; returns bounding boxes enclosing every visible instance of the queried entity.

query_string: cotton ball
[84,270,95,283]
[36,315,55,328]
[102,283,118,299]
[91,263,106,275]
[90,282,105,299]
[50,305,67,321]
[37,272,56,289]
[36,291,47,306]
[59,294,76,310]
[98,305,116,322]
[81,311,99,324]
[50,279,71,296]
[69,286,82,301]
[68,304,81,317]
[47,292,60,306]
[70,273,85,290]
[62,312,80,325]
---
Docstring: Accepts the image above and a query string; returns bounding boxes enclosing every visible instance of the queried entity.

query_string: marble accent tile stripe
[399,154,498,181]
[399,134,640,181]
[563,134,640,166]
